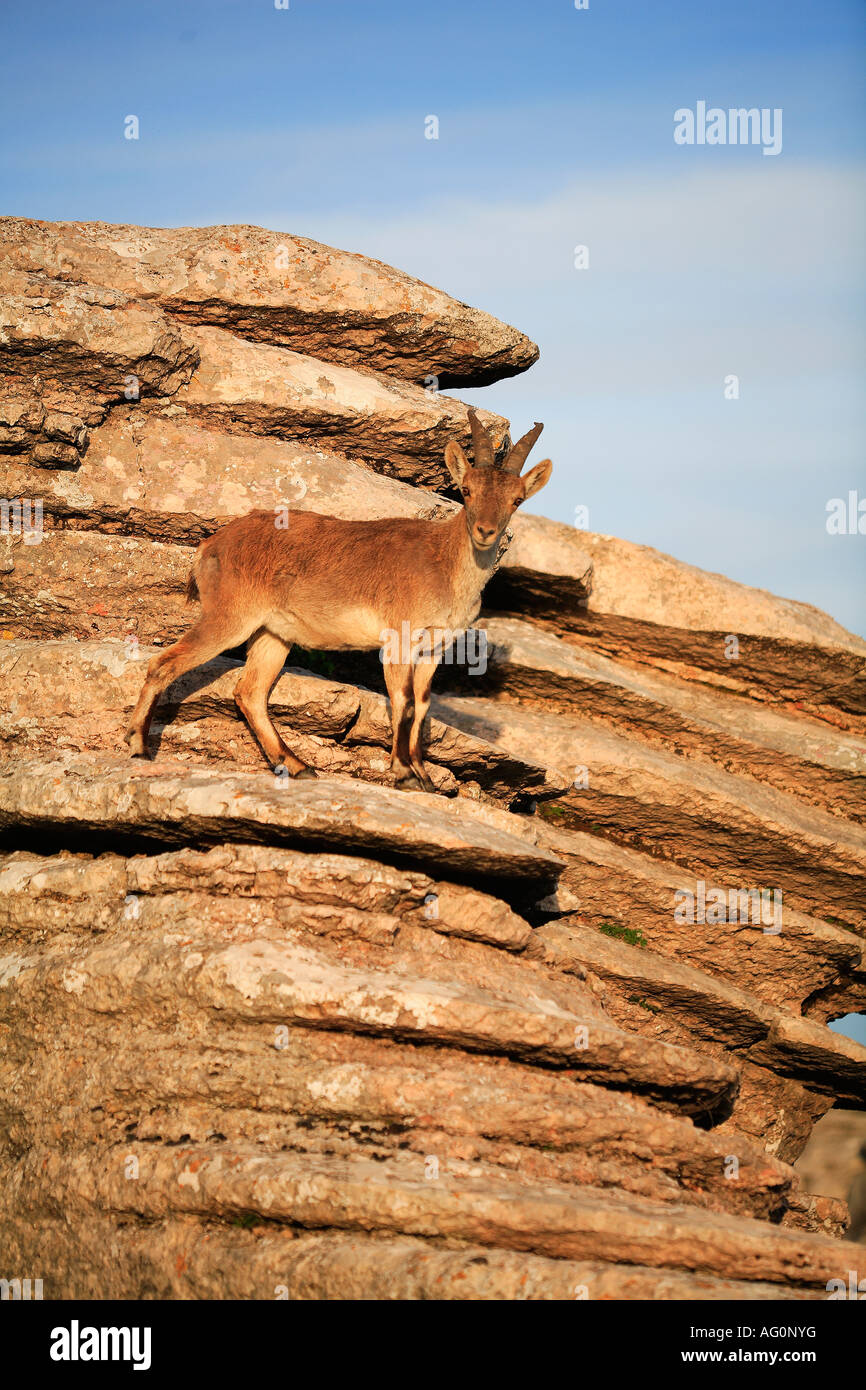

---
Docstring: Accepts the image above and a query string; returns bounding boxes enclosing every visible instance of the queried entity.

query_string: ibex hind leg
[235,628,317,777]
[124,613,259,759]
[383,661,416,786]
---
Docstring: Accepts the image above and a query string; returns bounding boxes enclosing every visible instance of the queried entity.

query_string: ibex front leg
[383,661,415,785]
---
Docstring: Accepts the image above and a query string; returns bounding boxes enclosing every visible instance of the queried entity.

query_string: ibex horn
[502,421,544,475]
[465,407,495,469]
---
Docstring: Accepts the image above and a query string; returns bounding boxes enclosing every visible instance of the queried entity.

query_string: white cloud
[272,162,865,291]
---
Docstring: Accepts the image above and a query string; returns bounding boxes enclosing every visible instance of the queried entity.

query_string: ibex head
[444,408,552,551]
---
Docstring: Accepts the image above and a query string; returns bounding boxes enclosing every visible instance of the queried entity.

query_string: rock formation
[1,217,864,1300]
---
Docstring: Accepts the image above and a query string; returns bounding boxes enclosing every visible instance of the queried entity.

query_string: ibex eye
[461,488,471,498]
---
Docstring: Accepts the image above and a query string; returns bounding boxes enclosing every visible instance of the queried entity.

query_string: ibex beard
[124,410,552,791]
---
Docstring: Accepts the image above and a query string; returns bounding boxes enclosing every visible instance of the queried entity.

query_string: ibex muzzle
[125,409,552,790]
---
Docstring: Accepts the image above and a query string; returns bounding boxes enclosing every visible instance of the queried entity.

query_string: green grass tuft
[597,920,648,949]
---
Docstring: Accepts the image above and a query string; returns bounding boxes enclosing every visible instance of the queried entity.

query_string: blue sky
[1,0,864,634]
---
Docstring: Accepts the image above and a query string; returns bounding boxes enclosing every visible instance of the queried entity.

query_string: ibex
[125,409,552,789]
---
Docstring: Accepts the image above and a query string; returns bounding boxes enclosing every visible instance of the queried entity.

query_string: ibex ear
[444,440,469,487]
[521,458,553,500]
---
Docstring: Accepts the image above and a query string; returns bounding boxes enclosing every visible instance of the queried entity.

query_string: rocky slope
[1,217,864,1300]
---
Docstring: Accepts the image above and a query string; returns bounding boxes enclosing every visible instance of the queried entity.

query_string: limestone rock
[0,270,198,468]
[434,696,866,930]
[478,617,866,824]
[175,324,509,485]
[578,530,863,651]
[0,754,563,893]
[3,1144,851,1290]
[531,815,866,1021]
[529,919,866,1105]
[490,513,595,616]
[781,1191,850,1240]
[0,217,538,386]
[0,529,192,642]
[488,524,866,714]
[0,834,801,1253]
[0,412,436,543]
[0,1221,827,1300]
[1,212,863,1301]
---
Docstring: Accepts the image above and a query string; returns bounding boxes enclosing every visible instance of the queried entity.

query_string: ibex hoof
[124,728,149,759]
[273,762,318,780]
[396,774,428,793]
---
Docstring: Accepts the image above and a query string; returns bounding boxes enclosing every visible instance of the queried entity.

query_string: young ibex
[125,409,552,789]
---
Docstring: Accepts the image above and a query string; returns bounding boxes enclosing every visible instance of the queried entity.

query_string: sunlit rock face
[0,216,864,1300]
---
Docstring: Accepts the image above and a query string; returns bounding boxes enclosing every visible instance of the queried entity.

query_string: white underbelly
[264,590,483,653]
[266,605,386,651]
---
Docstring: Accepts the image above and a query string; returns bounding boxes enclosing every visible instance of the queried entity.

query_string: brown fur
[125,416,552,789]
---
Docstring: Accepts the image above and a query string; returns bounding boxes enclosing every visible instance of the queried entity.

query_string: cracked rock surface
[0,217,863,1299]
